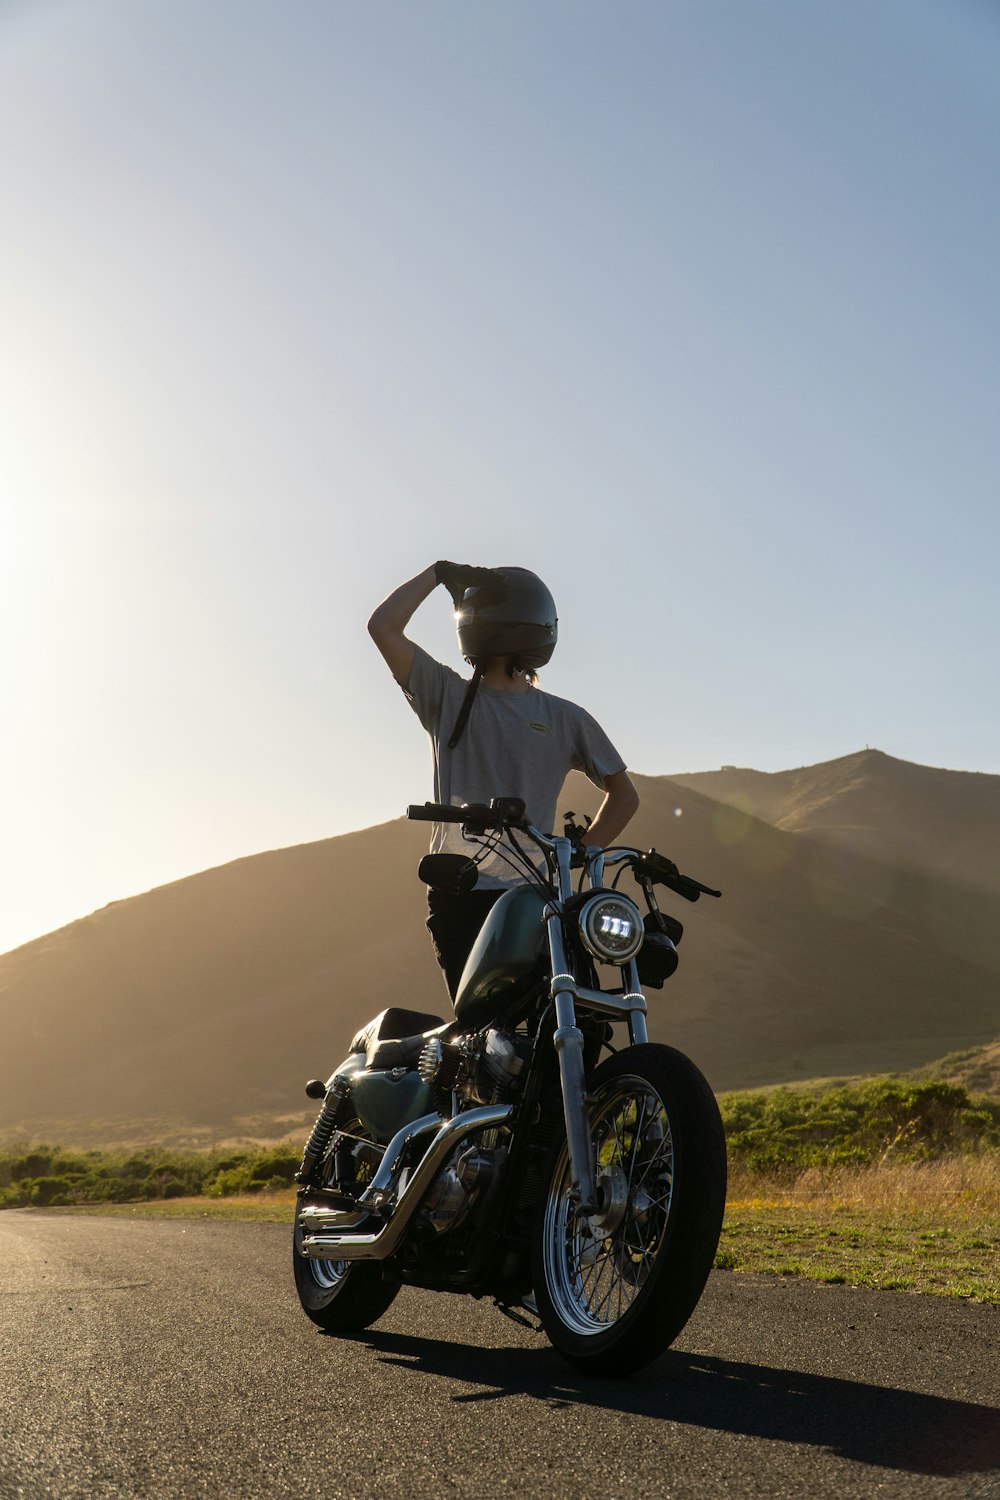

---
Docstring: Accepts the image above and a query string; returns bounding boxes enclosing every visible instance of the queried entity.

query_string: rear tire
[531,1043,726,1376]
[292,1120,400,1333]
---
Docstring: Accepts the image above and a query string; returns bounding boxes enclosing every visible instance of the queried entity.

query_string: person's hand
[563,811,593,867]
[435,561,506,608]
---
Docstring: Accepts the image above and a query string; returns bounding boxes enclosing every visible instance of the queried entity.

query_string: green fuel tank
[454,885,548,1030]
[350,1069,435,1144]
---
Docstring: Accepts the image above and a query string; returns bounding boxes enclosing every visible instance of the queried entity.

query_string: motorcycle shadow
[347,1326,1000,1480]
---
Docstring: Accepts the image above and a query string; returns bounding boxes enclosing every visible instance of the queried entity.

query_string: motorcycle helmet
[455,566,558,669]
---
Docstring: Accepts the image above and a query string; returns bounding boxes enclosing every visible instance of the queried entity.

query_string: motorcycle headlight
[578,894,644,965]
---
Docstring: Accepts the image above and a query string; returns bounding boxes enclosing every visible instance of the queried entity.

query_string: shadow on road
[351,1328,1000,1479]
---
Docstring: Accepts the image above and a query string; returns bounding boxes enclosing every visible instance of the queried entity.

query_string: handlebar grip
[667,876,701,904]
[639,850,722,901]
[406,802,467,824]
[665,874,722,902]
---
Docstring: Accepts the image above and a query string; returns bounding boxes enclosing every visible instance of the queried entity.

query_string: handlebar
[406,802,721,902]
[406,798,528,833]
[407,802,469,824]
[634,849,721,903]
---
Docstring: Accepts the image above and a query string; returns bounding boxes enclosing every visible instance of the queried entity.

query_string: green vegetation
[716,1081,999,1302]
[6,1078,999,1303]
[719,1077,1000,1175]
[0,1144,299,1208]
[4,1079,998,1209]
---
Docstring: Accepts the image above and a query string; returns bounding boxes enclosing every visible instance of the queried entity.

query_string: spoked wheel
[292,1119,400,1333]
[532,1044,726,1375]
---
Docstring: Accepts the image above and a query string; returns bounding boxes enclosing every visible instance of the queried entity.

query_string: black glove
[435,561,506,608]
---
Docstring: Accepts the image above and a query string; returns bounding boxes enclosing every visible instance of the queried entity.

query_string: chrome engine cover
[421,1145,498,1234]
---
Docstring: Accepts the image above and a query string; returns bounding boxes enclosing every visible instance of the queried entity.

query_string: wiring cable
[463,829,550,896]
[507,828,557,896]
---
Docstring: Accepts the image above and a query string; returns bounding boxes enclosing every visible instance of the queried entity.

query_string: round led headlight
[578,893,644,965]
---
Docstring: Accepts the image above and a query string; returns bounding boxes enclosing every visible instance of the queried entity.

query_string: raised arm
[583,770,640,849]
[367,565,439,687]
[368,561,504,687]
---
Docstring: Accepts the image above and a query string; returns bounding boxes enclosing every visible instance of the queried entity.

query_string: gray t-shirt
[403,645,627,888]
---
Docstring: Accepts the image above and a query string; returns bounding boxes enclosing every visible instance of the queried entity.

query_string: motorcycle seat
[349,1006,447,1072]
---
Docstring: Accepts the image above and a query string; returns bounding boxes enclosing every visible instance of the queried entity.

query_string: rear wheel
[292,1120,400,1332]
[532,1043,726,1376]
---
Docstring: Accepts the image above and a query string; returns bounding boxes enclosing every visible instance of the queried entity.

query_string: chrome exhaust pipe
[297,1202,371,1232]
[297,1103,513,1262]
[298,1110,445,1232]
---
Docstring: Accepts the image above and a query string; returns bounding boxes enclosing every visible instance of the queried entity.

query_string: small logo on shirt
[528,721,551,734]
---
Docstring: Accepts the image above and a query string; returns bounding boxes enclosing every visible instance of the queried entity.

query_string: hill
[670,749,1000,895]
[1,756,998,1145]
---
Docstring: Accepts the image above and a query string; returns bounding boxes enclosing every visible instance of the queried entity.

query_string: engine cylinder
[482,1030,531,1091]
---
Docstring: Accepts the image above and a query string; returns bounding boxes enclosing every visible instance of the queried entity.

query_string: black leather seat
[349,1006,447,1071]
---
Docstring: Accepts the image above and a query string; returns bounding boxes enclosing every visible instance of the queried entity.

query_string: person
[367,561,640,998]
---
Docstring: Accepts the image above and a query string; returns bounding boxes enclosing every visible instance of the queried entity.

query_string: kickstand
[495,1300,542,1333]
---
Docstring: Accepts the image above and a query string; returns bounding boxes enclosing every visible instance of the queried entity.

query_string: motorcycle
[292,796,726,1375]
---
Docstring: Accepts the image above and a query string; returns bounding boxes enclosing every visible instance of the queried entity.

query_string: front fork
[552,983,600,1213]
[546,870,648,1216]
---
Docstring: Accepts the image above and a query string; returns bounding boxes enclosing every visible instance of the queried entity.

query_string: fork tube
[624,959,648,1044]
[552,986,598,1213]
[547,835,598,1212]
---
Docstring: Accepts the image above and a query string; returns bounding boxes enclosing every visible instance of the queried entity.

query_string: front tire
[292,1120,400,1333]
[532,1043,726,1376]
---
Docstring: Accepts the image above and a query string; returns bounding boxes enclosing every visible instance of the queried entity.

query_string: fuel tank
[351,1069,436,1145]
[454,884,548,1030]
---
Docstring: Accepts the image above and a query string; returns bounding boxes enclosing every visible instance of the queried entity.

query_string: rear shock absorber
[296,1079,350,1185]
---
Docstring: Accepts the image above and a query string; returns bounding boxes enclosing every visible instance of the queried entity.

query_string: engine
[418,1026,532,1109]
[415,1027,531,1235]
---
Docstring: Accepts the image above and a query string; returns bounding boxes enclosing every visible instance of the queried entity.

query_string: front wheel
[532,1043,726,1376]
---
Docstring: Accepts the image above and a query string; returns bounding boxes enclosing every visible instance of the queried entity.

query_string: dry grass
[719,1153,999,1302]
[726,1151,1000,1213]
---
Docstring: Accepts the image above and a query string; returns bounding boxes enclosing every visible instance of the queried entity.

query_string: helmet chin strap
[447,661,485,749]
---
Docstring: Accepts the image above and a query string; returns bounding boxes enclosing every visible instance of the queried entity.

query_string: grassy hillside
[912,1038,1000,1095]
[4,1076,995,1211]
[2,756,998,1145]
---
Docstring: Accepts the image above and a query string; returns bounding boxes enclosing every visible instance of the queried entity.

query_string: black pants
[426,889,506,1001]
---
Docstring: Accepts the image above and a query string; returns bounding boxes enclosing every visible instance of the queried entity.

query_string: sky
[2,0,998,954]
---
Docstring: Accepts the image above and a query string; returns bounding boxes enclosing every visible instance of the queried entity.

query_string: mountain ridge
[2,752,997,1145]
[669,748,1000,894]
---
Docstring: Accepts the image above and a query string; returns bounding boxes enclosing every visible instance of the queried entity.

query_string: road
[0,1211,997,1499]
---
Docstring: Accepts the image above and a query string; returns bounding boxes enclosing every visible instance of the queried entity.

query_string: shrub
[31,1176,74,1207]
[0,1142,307,1206]
[205,1164,257,1197]
[248,1150,297,1185]
[5,1150,55,1182]
[720,1078,1000,1175]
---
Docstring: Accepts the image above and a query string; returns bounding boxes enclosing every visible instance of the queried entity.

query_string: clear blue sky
[2,0,998,953]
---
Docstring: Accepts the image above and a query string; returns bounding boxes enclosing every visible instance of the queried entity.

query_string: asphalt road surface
[0,1212,997,1500]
